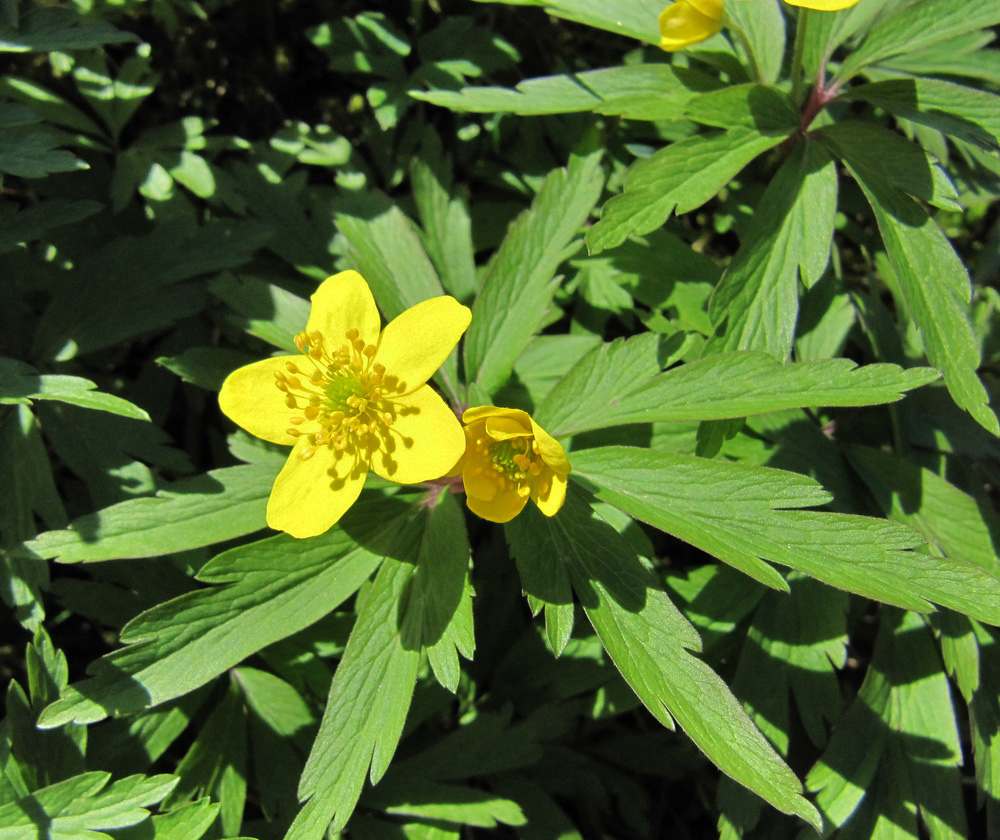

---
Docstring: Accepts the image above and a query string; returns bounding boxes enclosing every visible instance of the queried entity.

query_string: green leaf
[464,150,603,397]
[536,339,939,438]
[366,779,526,828]
[836,0,1000,82]
[0,6,134,52]
[0,772,177,838]
[721,0,785,84]
[684,84,799,131]
[816,121,960,211]
[412,64,720,119]
[808,609,967,837]
[472,0,666,44]
[0,199,101,255]
[165,679,247,837]
[156,347,257,391]
[707,139,837,357]
[506,493,822,831]
[36,499,406,726]
[0,128,86,178]
[289,548,422,838]
[585,128,786,256]
[0,358,149,421]
[409,131,478,302]
[398,494,475,693]
[25,463,280,563]
[209,273,310,353]
[842,155,999,435]
[841,78,1000,150]
[846,445,1000,575]
[571,446,1000,622]
[334,192,462,402]
[114,798,220,840]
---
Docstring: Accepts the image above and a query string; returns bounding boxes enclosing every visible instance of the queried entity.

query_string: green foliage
[3,0,1000,839]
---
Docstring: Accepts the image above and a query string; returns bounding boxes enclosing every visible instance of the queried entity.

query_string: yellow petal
[463,460,499,502]
[463,405,518,425]
[658,0,723,50]
[369,385,465,484]
[533,471,568,517]
[467,485,529,523]
[784,0,859,8]
[266,438,368,538]
[219,355,309,445]
[528,416,571,475]
[484,414,532,441]
[306,270,382,348]
[376,296,472,394]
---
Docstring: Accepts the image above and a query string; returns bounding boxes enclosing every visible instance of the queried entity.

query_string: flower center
[483,436,542,495]
[273,328,403,460]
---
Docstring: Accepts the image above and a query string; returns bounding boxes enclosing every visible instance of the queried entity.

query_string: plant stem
[790,8,811,105]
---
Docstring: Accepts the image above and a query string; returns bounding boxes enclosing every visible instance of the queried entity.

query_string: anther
[346,328,359,341]
[285,394,298,408]
[285,362,299,373]
[290,416,304,425]
[300,447,315,461]
[363,345,376,358]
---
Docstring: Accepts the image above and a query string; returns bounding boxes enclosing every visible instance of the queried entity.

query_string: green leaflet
[808,609,967,838]
[585,127,787,255]
[413,64,721,119]
[816,121,960,211]
[209,273,310,354]
[707,139,837,357]
[0,357,149,421]
[472,0,666,44]
[25,463,281,563]
[506,493,822,832]
[842,78,1000,150]
[288,495,473,838]
[536,337,939,438]
[836,0,1000,82]
[842,157,999,435]
[721,0,785,85]
[0,771,177,837]
[571,446,1000,623]
[37,498,408,727]
[464,149,603,397]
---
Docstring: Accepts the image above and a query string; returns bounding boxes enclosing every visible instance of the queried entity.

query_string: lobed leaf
[465,149,603,397]
[412,64,720,120]
[536,338,940,438]
[506,493,823,831]
[571,446,1000,623]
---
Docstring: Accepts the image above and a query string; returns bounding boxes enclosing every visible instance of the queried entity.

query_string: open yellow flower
[658,0,861,51]
[219,270,471,539]
[452,406,570,523]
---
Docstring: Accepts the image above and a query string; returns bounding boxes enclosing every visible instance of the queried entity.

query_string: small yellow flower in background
[658,0,862,52]
[219,270,471,539]
[452,406,571,523]
[658,0,723,50]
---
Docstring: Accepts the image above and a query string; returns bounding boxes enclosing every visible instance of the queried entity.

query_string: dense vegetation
[2,1,1000,838]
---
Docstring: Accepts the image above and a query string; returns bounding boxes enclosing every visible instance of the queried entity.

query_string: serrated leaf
[571,446,1000,622]
[465,150,603,396]
[37,499,407,727]
[0,128,86,177]
[808,609,967,837]
[413,64,720,119]
[209,273,310,353]
[0,6,134,52]
[289,551,422,838]
[842,78,1000,150]
[836,0,1000,82]
[536,338,939,438]
[25,463,280,563]
[707,139,837,357]
[506,493,822,831]
[816,121,960,211]
[0,199,101,255]
[585,127,786,255]
[366,779,526,828]
[0,358,149,421]
[0,772,176,838]
[843,157,999,435]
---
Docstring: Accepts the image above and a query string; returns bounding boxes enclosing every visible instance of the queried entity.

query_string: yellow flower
[452,406,571,523]
[219,270,471,539]
[658,0,724,50]
[658,0,861,51]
